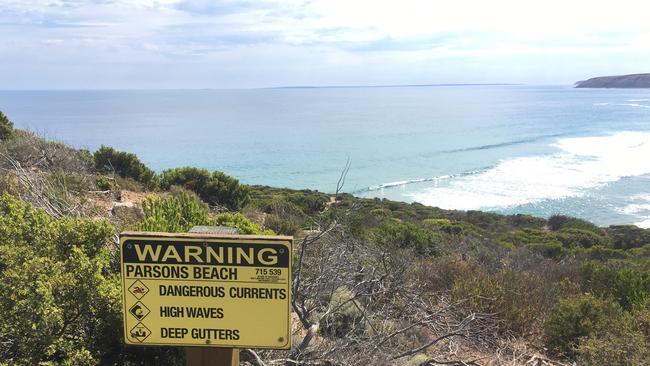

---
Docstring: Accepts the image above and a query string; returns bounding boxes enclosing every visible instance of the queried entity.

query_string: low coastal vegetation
[0,111,649,365]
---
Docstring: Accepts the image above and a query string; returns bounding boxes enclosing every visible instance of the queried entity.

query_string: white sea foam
[619,194,650,215]
[627,99,650,102]
[617,103,650,109]
[362,171,483,193]
[620,203,650,215]
[619,194,650,227]
[410,131,650,211]
[368,178,435,191]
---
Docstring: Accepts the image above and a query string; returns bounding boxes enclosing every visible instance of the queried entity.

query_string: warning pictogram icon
[129,323,151,343]
[128,280,149,299]
[129,301,150,321]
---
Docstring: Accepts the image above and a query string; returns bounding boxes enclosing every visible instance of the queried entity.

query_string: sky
[1,0,650,89]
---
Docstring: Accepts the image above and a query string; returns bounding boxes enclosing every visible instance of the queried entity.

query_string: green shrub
[93,145,158,190]
[423,218,481,237]
[500,228,559,247]
[212,212,273,235]
[264,214,301,236]
[252,197,305,236]
[248,186,329,216]
[581,262,650,310]
[285,191,328,214]
[375,221,442,256]
[452,267,553,334]
[545,294,624,359]
[137,193,270,235]
[0,193,184,364]
[526,241,566,259]
[606,225,650,249]
[499,229,566,258]
[0,193,118,364]
[577,245,629,261]
[137,193,213,233]
[548,214,604,235]
[576,328,649,366]
[95,176,116,191]
[0,111,15,140]
[369,208,391,219]
[506,214,546,229]
[628,243,650,258]
[459,210,511,233]
[547,293,650,364]
[557,228,611,249]
[500,227,612,258]
[160,167,249,210]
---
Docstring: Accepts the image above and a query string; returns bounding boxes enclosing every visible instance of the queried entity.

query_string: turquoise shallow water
[1,85,650,226]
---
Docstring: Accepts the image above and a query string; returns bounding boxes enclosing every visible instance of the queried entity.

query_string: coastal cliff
[576,73,650,88]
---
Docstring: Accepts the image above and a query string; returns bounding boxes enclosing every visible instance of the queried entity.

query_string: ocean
[1,85,650,227]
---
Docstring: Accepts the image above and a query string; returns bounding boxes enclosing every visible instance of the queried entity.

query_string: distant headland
[575,73,650,88]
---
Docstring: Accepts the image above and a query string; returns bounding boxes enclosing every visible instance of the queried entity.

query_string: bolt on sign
[120,231,293,348]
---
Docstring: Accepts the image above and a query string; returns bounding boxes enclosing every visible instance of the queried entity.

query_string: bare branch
[335,157,351,199]
[242,349,268,366]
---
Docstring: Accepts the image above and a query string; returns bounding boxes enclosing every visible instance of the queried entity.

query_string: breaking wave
[407,131,650,210]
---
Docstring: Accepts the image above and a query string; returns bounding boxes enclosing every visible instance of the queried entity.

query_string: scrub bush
[581,262,650,310]
[248,187,329,216]
[557,228,612,249]
[0,130,93,173]
[499,229,566,258]
[137,192,270,234]
[422,218,480,236]
[137,192,213,233]
[95,176,116,191]
[0,193,186,364]
[548,214,604,235]
[211,212,273,235]
[451,267,555,334]
[544,294,623,359]
[606,225,650,249]
[0,193,119,364]
[264,214,301,235]
[160,167,249,210]
[93,146,158,190]
[576,328,649,366]
[0,111,15,140]
[375,221,442,256]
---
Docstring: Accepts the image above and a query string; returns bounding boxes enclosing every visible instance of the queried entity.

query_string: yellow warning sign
[120,231,292,348]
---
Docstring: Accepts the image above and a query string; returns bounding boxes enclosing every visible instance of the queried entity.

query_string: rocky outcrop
[576,73,650,88]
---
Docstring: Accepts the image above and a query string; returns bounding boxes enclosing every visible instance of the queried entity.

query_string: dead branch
[0,152,76,218]
[424,357,484,366]
[242,349,268,366]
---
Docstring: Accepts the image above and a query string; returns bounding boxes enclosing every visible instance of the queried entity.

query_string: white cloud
[0,0,649,88]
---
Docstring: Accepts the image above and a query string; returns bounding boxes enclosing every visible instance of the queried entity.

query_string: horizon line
[0,83,587,92]
[265,82,524,89]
